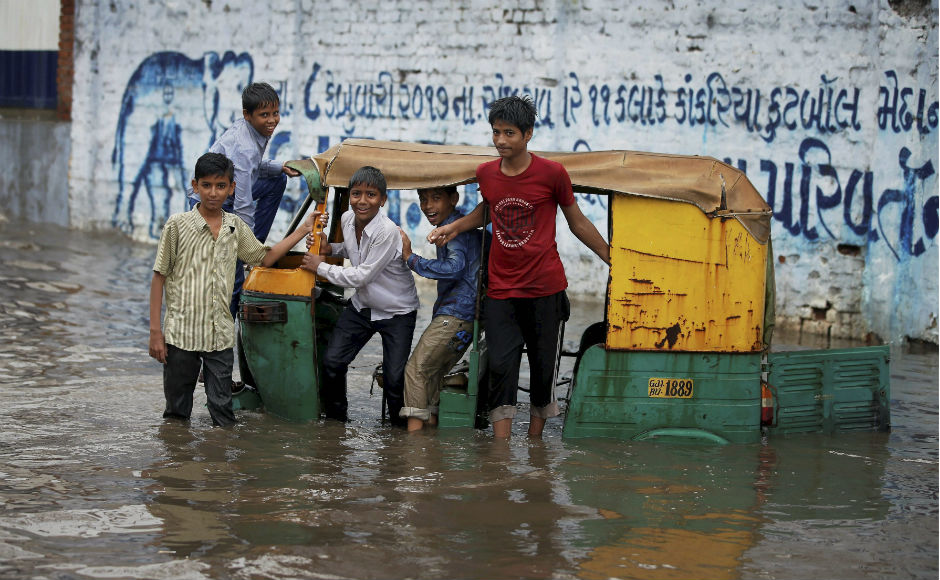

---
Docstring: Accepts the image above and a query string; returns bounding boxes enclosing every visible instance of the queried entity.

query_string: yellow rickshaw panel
[607,194,767,352]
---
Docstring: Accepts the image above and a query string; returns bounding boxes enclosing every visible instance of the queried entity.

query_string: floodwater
[0,220,936,580]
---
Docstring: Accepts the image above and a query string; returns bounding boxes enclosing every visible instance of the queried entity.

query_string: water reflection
[141,421,906,579]
[0,222,936,579]
[146,424,240,558]
[565,435,896,580]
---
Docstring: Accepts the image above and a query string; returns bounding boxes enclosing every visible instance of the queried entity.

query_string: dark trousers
[321,305,417,424]
[190,173,288,318]
[483,291,570,411]
[163,344,236,427]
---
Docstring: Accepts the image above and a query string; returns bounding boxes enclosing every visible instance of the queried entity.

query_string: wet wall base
[0,113,70,226]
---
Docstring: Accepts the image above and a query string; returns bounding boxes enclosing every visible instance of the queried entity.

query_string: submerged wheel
[570,321,607,395]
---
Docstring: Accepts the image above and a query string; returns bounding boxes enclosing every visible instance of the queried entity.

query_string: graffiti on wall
[301,65,938,141]
[113,56,938,260]
[300,64,937,260]
[111,51,253,237]
[747,139,936,262]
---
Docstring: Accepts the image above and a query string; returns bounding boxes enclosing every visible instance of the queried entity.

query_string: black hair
[194,152,234,182]
[349,166,387,196]
[418,185,459,198]
[488,95,537,134]
[242,82,280,114]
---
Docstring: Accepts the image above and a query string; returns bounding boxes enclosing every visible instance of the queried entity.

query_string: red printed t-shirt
[477,153,576,299]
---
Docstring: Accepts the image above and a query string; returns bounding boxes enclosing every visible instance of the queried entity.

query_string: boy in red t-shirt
[428,95,610,439]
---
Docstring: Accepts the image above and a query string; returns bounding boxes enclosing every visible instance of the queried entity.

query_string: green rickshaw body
[563,347,763,444]
[237,289,344,422]
[231,140,890,440]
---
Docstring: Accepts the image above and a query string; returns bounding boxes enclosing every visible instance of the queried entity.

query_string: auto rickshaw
[233,139,890,442]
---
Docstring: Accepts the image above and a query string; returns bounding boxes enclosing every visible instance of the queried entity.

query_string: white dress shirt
[317,210,419,320]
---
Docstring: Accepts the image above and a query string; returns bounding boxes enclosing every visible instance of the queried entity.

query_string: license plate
[648,378,693,398]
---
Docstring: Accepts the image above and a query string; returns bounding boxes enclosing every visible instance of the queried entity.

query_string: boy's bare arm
[261,212,322,267]
[427,202,485,247]
[149,272,167,364]
[561,202,611,265]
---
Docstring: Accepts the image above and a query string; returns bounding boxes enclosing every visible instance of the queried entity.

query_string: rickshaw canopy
[308,139,772,243]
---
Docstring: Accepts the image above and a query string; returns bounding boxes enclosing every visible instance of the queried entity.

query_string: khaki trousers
[400,315,473,421]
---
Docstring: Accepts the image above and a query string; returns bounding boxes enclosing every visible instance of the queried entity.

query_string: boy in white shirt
[302,166,419,425]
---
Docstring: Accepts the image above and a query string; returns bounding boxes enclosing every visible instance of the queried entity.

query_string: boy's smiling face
[192,174,234,213]
[418,188,459,226]
[349,183,386,228]
[243,101,280,137]
[491,119,532,162]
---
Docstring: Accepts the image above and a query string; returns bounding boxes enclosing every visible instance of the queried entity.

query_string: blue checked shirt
[186,118,282,230]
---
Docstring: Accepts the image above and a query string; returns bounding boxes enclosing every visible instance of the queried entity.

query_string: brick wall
[56,0,75,120]
[67,0,939,343]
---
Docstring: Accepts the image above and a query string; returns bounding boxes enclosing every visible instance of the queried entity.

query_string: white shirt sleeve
[317,227,398,288]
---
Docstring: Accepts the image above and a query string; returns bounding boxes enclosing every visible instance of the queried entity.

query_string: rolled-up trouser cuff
[530,400,560,419]
[399,406,431,421]
[489,404,517,423]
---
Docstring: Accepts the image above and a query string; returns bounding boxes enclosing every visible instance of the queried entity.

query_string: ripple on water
[0,504,162,538]
[228,554,327,580]
[42,560,212,580]
[0,535,44,564]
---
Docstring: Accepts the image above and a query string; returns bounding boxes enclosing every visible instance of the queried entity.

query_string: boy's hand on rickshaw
[301,253,325,273]
[304,212,330,252]
[302,210,328,232]
[282,162,302,177]
[399,228,412,262]
[304,235,331,254]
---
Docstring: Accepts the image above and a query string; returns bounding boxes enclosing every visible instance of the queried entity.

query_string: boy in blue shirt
[188,82,302,318]
[398,186,482,431]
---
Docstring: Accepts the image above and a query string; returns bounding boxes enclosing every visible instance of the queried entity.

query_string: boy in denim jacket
[398,186,482,431]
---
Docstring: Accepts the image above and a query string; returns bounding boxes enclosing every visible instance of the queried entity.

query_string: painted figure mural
[112,51,253,237]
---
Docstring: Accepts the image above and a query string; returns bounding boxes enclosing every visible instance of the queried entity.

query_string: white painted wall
[68,0,939,343]
[0,0,60,50]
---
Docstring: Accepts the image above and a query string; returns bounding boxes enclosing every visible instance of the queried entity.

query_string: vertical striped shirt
[153,206,268,352]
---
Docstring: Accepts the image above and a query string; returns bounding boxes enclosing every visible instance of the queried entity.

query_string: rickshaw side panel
[607,195,767,353]
[438,349,480,428]
[239,294,320,422]
[563,345,762,444]
[766,346,890,434]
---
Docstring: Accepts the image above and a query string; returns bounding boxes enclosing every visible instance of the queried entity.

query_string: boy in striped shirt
[149,152,316,427]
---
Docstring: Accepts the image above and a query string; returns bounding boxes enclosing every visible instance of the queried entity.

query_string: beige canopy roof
[306,139,772,243]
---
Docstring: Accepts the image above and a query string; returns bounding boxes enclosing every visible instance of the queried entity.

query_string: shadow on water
[0,222,936,579]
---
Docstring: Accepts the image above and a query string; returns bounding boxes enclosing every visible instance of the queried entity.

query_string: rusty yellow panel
[243,265,317,297]
[242,254,340,297]
[607,194,767,352]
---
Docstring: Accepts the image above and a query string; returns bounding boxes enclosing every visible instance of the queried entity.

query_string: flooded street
[0,220,936,579]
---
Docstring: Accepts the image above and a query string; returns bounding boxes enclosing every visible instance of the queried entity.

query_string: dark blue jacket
[406,211,482,322]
